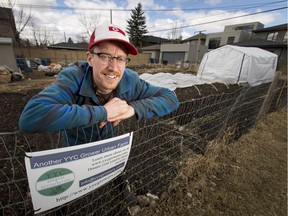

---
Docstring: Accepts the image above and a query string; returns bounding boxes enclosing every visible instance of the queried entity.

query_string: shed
[197,45,278,86]
[0,37,18,71]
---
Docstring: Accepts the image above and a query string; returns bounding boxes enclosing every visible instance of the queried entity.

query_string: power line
[144,0,286,11]
[148,6,287,33]
[146,1,286,32]
[1,0,286,11]
[7,0,286,34]
[21,5,287,36]
[22,5,287,38]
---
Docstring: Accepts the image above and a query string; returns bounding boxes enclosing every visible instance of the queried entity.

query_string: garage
[162,52,185,65]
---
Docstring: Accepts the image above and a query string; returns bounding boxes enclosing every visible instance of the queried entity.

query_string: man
[19,23,179,146]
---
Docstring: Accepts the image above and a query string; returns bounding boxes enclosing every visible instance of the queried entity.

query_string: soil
[0,76,55,131]
[0,68,287,215]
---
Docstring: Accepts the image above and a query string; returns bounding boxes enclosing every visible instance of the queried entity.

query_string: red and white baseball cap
[88,23,138,55]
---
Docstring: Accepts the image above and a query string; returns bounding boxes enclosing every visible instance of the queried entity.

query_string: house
[141,22,265,66]
[142,35,169,46]
[252,23,287,44]
[182,33,207,64]
[182,33,206,45]
[48,42,88,50]
[233,23,287,70]
[141,44,161,63]
[159,43,207,65]
[205,22,264,50]
[141,43,207,65]
[140,33,208,65]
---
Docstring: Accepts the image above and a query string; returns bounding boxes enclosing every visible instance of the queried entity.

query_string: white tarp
[197,45,278,86]
[140,72,209,91]
[139,46,277,90]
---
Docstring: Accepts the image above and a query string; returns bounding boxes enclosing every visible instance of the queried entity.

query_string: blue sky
[1,0,287,44]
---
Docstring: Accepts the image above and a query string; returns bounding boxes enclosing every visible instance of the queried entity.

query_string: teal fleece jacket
[19,63,179,145]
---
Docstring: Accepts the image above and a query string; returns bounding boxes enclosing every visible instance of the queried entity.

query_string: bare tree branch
[16,6,32,34]
[168,23,183,42]
[31,21,52,47]
[78,13,100,39]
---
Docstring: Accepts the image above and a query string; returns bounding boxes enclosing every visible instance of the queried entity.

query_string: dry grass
[141,107,287,216]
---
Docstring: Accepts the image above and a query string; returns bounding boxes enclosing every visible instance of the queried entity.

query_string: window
[267,32,278,41]
[227,37,235,44]
[283,31,288,44]
[208,37,221,49]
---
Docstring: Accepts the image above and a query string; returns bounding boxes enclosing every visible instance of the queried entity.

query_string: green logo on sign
[36,168,75,196]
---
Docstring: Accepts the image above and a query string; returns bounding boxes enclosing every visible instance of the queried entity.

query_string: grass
[141,107,287,216]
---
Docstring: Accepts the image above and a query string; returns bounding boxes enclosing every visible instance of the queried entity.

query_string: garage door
[162,52,185,64]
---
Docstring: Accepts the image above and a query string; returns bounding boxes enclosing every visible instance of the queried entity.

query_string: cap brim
[89,38,138,55]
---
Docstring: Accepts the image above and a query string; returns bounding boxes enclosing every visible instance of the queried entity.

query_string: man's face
[87,41,128,94]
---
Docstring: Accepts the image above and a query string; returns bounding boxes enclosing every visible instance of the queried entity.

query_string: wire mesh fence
[0,76,287,216]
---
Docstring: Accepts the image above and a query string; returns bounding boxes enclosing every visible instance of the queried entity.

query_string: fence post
[215,84,248,139]
[257,71,281,120]
[275,77,287,108]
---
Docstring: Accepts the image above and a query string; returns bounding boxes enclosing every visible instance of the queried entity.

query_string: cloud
[204,0,222,6]
[149,7,283,39]
[8,0,286,43]
[18,0,133,43]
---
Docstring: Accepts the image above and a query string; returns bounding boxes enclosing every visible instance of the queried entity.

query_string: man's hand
[108,105,135,122]
[99,99,135,128]
[104,97,129,119]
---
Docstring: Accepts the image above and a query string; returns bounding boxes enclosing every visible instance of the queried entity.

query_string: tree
[78,13,100,40]
[167,23,183,43]
[67,37,73,43]
[75,34,87,43]
[126,2,148,48]
[31,21,51,47]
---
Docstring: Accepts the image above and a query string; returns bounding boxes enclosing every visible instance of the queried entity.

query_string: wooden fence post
[257,71,281,120]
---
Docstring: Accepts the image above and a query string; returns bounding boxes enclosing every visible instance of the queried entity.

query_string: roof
[232,38,286,48]
[253,23,287,33]
[140,44,161,51]
[182,33,207,42]
[0,7,14,20]
[143,35,168,44]
[48,42,88,50]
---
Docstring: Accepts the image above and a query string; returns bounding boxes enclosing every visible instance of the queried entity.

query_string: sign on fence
[25,133,133,214]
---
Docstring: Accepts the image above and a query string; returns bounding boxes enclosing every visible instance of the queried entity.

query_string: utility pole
[110,9,113,24]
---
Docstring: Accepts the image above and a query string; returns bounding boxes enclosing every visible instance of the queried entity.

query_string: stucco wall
[0,38,18,71]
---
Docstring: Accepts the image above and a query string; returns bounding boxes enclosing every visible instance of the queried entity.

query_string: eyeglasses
[90,52,130,67]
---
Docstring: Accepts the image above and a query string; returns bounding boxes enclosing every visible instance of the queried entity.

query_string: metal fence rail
[0,76,287,216]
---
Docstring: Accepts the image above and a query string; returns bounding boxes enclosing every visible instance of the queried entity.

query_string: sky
[1,0,287,44]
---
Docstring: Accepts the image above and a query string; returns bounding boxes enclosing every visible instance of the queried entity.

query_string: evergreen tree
[67,37,73,43]
[126,2,148,48]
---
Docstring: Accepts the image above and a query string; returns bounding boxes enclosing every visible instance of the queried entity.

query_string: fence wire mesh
[0,77,287,216]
